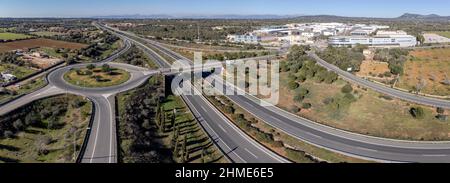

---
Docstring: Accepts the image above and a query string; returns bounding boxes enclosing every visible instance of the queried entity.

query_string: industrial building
[328,34,417,47]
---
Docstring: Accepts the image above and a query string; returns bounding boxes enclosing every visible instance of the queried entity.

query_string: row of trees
[119,45,153,68]
[204,51,270,61]
[317,45,365,72]
[119,75,174,163]
[373,48,409,75]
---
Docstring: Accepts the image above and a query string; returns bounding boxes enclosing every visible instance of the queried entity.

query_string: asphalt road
[0,40,155,163]
[99,22,289,163]
[124,29,450,163]
[308,51,450,109]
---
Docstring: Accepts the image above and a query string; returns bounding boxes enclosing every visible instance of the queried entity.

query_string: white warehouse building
[329,35,417,47]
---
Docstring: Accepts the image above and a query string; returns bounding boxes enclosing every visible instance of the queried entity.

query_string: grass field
[64,67,130,88]
[0,64,36,79]
[429,31,450,38]
[0,95,92,163]
[0,32,32,41]
[397,48,450,96]
[0,38,87,53]
[0,77,46,104]
[276,72,450,141]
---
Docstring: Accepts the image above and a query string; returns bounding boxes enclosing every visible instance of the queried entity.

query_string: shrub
[71,99,86,108]
[86,64,95,70]
[294,94,305,102]
[224,105,235,114]
[436,114,448,121]
[410,107,425,119]
[101,64,111,73]
[289,106,301,113]
[379,95,393,101]
[341,84,353,93]
[302,103,312,109]
[437,107,445,114]
[3,130,14,138]
[13,119,24,130]
[288,81,299,90]
[322,97,334,105]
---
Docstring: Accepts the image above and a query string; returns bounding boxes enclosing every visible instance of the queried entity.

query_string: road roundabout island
[63,65,130,88]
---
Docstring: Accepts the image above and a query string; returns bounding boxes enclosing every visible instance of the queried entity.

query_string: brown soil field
[397,48,450,96]
[0,38,87,53]
[356,60,391,77]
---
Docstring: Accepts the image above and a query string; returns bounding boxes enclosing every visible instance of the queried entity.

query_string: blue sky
[0,0,448,18]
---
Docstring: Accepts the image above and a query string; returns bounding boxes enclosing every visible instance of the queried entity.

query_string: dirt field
[397,48,450,96]
[0,38,87,53]
[22,53,61,69]
[356,60,391,77]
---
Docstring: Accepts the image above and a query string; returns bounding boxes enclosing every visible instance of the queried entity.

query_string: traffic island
[63,64,131,88]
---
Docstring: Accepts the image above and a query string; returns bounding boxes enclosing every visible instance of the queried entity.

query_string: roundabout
[63,65,131,88]
[47,62,155,96]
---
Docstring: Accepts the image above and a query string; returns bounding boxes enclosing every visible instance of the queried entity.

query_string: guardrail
[76,97,96,163]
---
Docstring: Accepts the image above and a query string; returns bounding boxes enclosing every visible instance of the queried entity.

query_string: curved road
[308,51,450,109]
[117,27,450,163]
[99,22,289,163]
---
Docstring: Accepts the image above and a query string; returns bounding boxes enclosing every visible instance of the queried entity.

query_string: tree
[65,56,76,65]
[101,64,111,73]
[13,119,24,130]
[341,84,353,93]
[201,148,207,163]
[142,119,151,130]
[183,135,189,162]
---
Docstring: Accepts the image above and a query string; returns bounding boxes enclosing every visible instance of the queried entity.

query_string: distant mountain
[397,13,450,20]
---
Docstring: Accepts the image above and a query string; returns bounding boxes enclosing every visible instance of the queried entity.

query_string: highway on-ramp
[115,27,450,163]
[98,22,290,163]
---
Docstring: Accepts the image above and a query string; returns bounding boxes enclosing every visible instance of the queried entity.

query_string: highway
[98,22,290,163]
[116,27,450,163]
[308,51,450,109]
[4,21,450,163]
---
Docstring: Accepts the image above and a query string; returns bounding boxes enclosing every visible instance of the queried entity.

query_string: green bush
[302,103,312,109]
[341,84,353,93]
[410,107,425,119]
[224,105,235,114]
[437,107,445,114]
[288,81,299,90]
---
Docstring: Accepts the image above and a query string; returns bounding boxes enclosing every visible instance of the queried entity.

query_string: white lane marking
[306,132,323,139]
[218,124,227,133]
[356,147,378,152]
[422,154,447,157]
[90,101,101,163]
[181,93,246,163]
[200,105,207,112]
[106,97,114,163]
[192,86,288,163]
[245,148,259,159]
